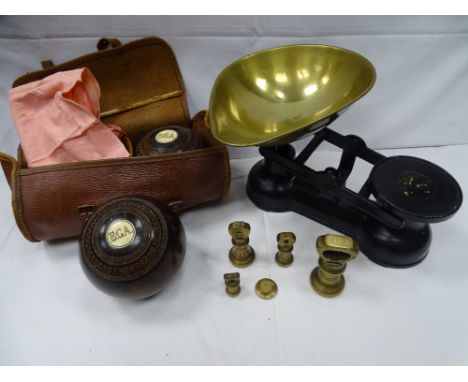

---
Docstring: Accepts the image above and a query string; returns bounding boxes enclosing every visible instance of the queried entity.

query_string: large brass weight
[310,234,359,297]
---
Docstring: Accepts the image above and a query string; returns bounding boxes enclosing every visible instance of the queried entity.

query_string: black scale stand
[247,127,463,267]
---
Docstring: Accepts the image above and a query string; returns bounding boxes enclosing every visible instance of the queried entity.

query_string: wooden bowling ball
[135,125,204,156]
[80,197,185,299]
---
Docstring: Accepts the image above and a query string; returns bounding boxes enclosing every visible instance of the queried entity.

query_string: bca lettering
[108,225,134,242]
[158,131,176,140]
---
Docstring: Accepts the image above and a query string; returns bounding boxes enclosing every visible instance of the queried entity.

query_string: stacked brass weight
[224,272,241,297]
[228,221,255,267]
[135,125,204,156]
[275,232,296,267]
[310,234,359,297]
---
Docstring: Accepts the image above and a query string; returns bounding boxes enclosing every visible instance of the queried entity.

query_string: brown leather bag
[0,37,230,242]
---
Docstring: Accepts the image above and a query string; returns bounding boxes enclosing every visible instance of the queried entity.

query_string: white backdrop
[1,16,468,366]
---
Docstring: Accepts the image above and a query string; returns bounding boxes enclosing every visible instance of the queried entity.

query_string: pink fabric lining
[9,68,130,167]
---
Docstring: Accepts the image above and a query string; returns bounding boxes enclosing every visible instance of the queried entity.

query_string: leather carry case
[0,37,230,242]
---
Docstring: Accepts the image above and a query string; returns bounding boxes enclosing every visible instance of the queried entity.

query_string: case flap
[12,37,191,143]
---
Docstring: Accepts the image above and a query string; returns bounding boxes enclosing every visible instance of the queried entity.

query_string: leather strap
[1,151,37,242]
[0,152,17,190]
[77,204,97,221]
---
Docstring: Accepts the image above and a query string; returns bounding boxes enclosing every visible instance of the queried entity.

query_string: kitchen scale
[208,44,462,267]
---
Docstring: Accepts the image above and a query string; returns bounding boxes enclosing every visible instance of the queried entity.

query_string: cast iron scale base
[247,127,463,268]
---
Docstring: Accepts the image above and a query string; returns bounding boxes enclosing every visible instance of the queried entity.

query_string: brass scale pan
[208,45,462,267]
[209,44,376,147]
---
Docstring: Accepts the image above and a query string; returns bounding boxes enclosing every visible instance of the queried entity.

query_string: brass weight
[310,234,359,297]
[228,221,255,267]
[255,278,278,300]
[224,272,241,297]
[275,232,296,267]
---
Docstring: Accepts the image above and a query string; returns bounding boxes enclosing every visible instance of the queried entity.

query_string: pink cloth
[8,68,130,167]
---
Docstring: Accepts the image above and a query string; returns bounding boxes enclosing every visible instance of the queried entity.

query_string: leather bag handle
[96,37,122,51]
[39,37,122,69]
[40,59,55,69]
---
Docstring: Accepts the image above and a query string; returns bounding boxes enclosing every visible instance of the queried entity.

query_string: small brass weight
[310,234,359,297]
[228,221,255,267]
[224,272,241,297]
[275,232,296,267]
